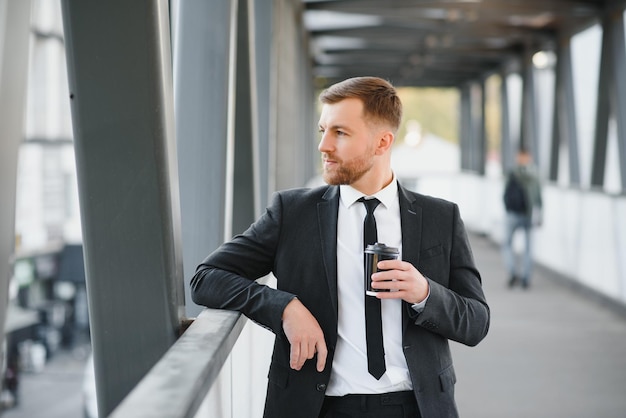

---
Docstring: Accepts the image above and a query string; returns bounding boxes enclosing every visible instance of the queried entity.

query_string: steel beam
[252,0,273,210]
[520,46,540,162]
[477,80,487,175]
[232,0,256,236]
[591,15,612,188]
[172,0,237,318]
[592,11,626,191]
[611,11,626,191]
[550,36,580,184]
[460,84,472,171]
[60,1,183,415]
[500,71,513,173]
[272,0,316,190]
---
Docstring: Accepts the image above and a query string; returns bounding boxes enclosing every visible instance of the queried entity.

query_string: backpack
[503,173,528,213]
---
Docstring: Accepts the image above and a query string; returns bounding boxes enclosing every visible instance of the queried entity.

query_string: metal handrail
[109,308,247,418]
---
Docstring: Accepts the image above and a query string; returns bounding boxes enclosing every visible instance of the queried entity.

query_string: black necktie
[359,197,386,379]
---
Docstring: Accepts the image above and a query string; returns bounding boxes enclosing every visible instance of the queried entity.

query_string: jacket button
[316,383,327,392]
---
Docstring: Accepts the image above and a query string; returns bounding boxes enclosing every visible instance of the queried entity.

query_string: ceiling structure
[303,0,625,88]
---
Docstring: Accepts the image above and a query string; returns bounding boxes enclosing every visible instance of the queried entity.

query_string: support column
[0,0,32,351]
[521,46,540,162]
[461,82,485,174]
[591,15,612,188]
[592,11,626,191]
[61,1,183,415]
[459,84,472,171]
[173,0,237,318]
[550,36,580,185]
[549,74,560,182]
[500,71,513,173]
[252,0,273,210]
[612,11,626,191]
[477,80,486,175]
[272,0,315,190]
[232,0,256,236]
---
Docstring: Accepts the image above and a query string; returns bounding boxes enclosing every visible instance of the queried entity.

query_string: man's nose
[318,132,333,152]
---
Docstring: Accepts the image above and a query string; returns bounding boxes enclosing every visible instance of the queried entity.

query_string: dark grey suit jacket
[191,183,490,418]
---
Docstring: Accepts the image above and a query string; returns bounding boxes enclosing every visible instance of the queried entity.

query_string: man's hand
[371,260,429,304]
[282,298,327,372]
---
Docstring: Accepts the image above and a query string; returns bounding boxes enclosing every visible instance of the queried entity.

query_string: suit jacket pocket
[267,361,289,389]
[438,364,456,392]
[418,244,446,285]
[420,244,443,260]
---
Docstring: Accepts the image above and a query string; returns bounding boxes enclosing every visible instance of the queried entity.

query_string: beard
[321,151,375,186]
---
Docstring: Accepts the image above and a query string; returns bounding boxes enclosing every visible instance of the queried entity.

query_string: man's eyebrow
[320,124,349,131]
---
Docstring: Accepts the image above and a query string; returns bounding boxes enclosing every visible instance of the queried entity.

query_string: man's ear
[376,130,395,155]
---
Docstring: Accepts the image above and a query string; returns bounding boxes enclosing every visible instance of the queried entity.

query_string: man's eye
[336,130,346,136]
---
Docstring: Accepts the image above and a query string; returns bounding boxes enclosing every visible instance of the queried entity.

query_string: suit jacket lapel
[398,184,422,327]
[399,184,422,267]
[318,186,340,318]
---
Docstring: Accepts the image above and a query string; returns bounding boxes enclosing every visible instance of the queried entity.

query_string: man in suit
[191,77,490,418]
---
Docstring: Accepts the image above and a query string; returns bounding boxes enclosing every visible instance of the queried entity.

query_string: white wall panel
[414,173,626,306]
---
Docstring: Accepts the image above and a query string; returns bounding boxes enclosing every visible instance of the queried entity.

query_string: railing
[109,308,246,418]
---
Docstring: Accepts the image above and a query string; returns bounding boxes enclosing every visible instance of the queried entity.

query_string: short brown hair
[319,77,402,132]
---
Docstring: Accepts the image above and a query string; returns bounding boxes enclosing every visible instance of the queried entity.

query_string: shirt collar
[339,173,398,209]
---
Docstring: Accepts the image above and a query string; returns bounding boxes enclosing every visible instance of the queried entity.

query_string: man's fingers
[291,340,314,370]
[290,342,302,370]
[290,338,328,372]
[316,341,328,372]
[282,298,327,371]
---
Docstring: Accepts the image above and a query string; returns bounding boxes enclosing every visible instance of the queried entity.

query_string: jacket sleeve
[413,204,490,347]
[190,192,296,335]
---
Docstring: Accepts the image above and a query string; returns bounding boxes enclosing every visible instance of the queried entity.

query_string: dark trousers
[319,391,420,418]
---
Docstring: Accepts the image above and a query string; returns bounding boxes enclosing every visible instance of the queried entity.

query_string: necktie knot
[358,197,380,216]
[358,197,380,248]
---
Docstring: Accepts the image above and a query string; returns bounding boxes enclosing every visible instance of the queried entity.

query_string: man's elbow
[189,266,210,306]
[466,307,490,347]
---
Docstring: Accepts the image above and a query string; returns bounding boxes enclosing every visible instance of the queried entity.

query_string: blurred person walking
[502,149,543,289]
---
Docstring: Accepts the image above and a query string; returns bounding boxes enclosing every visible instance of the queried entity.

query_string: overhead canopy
[303,0,625,87]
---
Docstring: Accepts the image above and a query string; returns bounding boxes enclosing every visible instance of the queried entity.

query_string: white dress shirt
[326,177,413,396]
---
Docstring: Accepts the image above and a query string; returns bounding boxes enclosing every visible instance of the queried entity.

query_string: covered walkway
[1,0,626,416]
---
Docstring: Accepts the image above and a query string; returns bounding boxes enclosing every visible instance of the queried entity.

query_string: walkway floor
[4,233,626,418]
[453,233,626,418]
